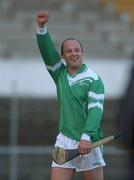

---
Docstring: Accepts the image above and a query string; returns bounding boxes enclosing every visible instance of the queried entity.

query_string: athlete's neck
[67,64,83,74]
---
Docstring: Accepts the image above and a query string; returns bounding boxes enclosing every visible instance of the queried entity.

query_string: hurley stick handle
[91,135,114,149]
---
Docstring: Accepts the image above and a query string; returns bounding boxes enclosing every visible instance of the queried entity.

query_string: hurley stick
[52,135,119,165]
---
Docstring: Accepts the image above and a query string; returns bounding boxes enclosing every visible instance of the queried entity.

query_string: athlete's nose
[71,50,77,56]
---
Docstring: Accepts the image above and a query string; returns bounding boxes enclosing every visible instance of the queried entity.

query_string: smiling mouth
[70,56,79,62]
[70,59,78,64]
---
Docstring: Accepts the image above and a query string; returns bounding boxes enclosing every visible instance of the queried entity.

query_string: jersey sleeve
[83,77,105,142]
[37,31,63,83]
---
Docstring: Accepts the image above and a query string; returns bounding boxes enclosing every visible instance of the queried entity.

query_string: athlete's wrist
[36,25,47,35]
[81,133,91,141]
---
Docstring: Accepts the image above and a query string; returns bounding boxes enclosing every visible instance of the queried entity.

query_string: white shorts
[52,133,106,172]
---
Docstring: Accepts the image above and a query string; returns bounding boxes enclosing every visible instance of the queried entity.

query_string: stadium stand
[0,0,134,59]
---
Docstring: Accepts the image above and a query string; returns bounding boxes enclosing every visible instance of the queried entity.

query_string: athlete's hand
[36,10,49,28]
[78,140,93,155]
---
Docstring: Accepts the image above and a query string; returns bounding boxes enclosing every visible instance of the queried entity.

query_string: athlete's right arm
[36,10,63,82]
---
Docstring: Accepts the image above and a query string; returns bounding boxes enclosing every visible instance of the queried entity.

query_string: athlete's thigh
[82,167,103,180]
[51,167,75,180]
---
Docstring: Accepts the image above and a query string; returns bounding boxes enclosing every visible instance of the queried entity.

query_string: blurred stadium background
[0,0,134,179]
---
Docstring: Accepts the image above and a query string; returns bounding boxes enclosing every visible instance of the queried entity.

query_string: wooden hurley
[52,135,119,165]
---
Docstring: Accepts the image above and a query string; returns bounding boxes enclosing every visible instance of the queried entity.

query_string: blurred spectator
[118,53,134,180]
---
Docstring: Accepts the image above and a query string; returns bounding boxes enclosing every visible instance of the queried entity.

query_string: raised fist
[36,10,49,28]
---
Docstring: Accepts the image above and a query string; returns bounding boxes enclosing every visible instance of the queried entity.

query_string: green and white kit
[37,28,105,142]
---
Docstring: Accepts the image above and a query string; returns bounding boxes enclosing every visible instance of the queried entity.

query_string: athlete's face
[62,40,83,73]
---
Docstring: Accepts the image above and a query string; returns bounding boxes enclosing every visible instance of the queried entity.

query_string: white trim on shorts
[52,133,106,172]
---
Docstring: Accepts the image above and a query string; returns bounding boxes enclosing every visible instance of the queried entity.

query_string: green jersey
[37,30,105,142]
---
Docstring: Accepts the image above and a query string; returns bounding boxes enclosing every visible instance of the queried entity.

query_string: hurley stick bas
[52,135,119,165]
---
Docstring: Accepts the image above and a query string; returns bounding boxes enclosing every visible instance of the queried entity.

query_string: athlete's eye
[64,49,72,54]
[75,48,80,52]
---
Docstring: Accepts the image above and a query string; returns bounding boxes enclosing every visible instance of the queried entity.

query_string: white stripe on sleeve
[46,61,62,72]
[88,102,103,111]
[88,91,104,100]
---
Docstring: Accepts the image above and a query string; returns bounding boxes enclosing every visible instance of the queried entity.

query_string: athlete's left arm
[83,77,105,142]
